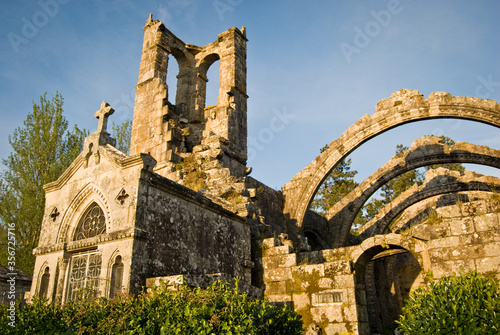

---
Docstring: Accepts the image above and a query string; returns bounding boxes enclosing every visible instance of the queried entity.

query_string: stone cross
[94,101,115,133]
[50,207,60,221]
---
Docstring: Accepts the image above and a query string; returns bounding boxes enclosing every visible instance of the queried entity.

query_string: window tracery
[67,251,102,301]
[74,202,106,240]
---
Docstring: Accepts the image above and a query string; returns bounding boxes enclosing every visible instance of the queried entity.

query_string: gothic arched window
[74,202,106,240]
[109,255,124,299]
[39,267,50,298]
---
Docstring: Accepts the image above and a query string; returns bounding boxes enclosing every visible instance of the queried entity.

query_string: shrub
[0,280,302,335]
[396,271,500,334]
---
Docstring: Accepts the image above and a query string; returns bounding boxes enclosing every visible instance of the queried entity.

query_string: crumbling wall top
[375,89,500,113]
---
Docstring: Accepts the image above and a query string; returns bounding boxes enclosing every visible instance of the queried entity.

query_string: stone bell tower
[129,14,248,178]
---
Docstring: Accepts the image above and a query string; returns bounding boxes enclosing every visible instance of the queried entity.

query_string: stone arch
[197,53,221,108]
[349,234,428,270]
[390,190,492,233]
[141,20,195,90]
[57,183,111,243]
[167,46,192,108]
[36,261,50,298]
[324,137,500,247]
[303,229,328,251]
[282,90,500,229]
[358,169,500,240]
[303,210,329,250]
[198,53,221,77]
[106,249,124,299]
[350,234,429,334]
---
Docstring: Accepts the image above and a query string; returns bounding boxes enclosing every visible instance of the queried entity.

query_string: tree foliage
[111,120,132,154]
[311,136,466,235]
[424,136,465,175]
[310,145,359,215]
[0,280,303,335]
[397,271,500,334]
[0,93,87,273]
[357,144,424,225]
[0,94,133,274]
[358,136,465,226]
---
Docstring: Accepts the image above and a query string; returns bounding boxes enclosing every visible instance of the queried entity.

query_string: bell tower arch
[130,15,248,176]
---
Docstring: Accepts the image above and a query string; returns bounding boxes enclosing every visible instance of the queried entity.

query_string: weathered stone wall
[244,177,286,234]
[133,170,252,289]
[263,189,500,335]
[390,191,489,233]
[262,236,363,334]
[407,195,500,279]
[261,234,427,334]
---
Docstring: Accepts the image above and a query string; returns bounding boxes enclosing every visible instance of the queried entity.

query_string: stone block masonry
[28,14,500,335]
[262,236,363,334]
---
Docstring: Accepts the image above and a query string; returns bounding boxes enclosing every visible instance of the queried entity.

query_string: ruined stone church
[30,15,500,335]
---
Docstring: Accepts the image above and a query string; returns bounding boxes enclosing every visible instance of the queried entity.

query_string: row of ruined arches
[286,91,500,248]
[302,173,499,332]
[286,91,500,333]
[303,137,500,249]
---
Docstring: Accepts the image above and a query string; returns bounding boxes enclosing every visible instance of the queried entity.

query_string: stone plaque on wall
[312,291,343,305]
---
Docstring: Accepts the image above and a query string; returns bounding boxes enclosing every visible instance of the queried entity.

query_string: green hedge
[396,271,500,334]
[1,280,302,334]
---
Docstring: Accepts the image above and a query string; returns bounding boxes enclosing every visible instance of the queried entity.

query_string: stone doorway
[354,245,423,335]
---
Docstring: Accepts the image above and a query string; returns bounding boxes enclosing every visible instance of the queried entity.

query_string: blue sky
[1,0,499,189]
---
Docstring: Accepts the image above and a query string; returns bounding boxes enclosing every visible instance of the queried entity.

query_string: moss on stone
[184,170,208,191]
[221,189,245,205]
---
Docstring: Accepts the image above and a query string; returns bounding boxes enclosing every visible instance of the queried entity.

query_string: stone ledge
[263,245,293,257]
[262,253,297,269]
